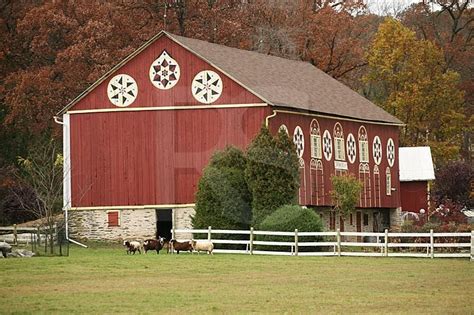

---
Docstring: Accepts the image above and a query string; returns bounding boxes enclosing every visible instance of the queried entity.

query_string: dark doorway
[156,209,172,240]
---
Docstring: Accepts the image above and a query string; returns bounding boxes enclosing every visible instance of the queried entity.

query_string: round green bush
[257,205,323,252]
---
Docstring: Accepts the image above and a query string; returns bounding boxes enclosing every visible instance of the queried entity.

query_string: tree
[365,18,465,164]
[13,137,63,254]
[245,126,299,227]
[401,1,474,162]
[330,174,362,217]
[192,146,252,230]
[432,160,474,207]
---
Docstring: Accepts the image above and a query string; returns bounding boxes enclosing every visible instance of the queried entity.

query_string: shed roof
[399,147,435,182]
[59,31,403,125]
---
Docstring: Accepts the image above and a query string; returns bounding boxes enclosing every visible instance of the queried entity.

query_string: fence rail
[172,227,474,260]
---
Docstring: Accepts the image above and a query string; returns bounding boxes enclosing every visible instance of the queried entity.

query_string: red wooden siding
[269,112,401,209]
[70,107,268,207]
[400,181,428,213]
[71,36,262,112]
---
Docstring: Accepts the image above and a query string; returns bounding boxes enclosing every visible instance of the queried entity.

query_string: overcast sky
[365,0,424,15]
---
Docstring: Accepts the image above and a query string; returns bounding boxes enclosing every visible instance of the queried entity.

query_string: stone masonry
[173,207,195,240]
[69,209,156,241]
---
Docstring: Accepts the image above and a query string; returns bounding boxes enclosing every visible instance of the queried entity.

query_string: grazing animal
[143,237,166,254]
[169,239,193,254]
[123,240,142,255]
[191,240,214,255]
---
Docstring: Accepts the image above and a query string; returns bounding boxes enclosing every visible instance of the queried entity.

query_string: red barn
[58,31,403,240]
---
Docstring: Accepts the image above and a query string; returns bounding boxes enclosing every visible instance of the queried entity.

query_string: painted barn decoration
[57,31,403,241]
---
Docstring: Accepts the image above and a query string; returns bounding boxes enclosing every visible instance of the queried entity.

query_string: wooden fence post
[336,228,341,257]
[249,227,254,255]
[294,229,299,256]
[470,231,473,262]
[36,226,41,247]
[384,229,389,257]
[430,229,434,259]
[13,224,17,246]
[171,225,175,254]
[208,226,212,241]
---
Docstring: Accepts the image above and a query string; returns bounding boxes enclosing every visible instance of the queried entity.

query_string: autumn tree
[365,18,465,164]
[401,1,474,162]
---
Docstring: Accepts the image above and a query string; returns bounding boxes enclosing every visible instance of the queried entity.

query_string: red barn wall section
[269,111,401,209]
[70,36,262,112]
[400,181,428,213]
[70,106,269,207]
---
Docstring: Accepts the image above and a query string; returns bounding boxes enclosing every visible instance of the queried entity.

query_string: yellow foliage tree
[365,18,465,164]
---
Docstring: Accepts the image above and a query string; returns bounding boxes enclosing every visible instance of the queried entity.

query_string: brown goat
[169,239,193,254]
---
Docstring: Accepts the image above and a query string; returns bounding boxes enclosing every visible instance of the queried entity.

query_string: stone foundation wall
[69,209,156,241]
[173,207,195,240]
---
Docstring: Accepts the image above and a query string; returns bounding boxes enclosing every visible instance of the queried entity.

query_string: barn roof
[58,31,403,125]
[399,147,435,182]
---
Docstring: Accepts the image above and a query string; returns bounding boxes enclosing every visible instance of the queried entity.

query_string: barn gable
[63,32,264,113]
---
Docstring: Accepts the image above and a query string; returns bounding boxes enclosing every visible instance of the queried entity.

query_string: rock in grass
[7,249,35,258]
[0,241,12,258]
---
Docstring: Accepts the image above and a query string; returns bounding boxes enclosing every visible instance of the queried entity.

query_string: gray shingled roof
[59,31,403,125]
[168,33,402,125]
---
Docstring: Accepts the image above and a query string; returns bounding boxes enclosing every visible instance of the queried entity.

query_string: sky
[365,0,425,15]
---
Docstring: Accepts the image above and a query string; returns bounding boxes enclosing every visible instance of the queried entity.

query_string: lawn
[0,245,473,314]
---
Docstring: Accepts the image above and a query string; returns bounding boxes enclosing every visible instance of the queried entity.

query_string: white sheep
[191,240,214,255]
[123,240,143,254]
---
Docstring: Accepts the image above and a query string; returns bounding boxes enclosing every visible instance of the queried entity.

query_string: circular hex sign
[149,50,180,90]
[387,138,395,167]
[293,126,304,158]
[323,130,333,161]
[192,70,223,104]
[373,136,382,165]
[107,74,138,107]
[347,133,356,164]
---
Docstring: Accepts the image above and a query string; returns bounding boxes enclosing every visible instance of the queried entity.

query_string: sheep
[191,240,214,255]
[123,240,142,255]
[143,237,167,254]
[169,239,193,254]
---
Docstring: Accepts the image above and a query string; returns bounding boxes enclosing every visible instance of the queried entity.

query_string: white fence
[173,227,474,260]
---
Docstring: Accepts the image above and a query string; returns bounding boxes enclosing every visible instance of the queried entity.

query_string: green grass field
[1,245,473,314]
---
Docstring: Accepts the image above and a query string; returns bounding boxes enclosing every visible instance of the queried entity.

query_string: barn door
[156,209,172,240]
[356,211,362,242]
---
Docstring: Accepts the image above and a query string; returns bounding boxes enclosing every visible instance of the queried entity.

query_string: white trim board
[67,103,267,115]
[67,204,196,211]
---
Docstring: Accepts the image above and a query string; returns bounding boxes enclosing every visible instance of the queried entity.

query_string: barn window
[279,124,289,135]
[358,126,369,163]
[363,213,369,226]
[310,159,325,205]
[350,213,353,225]
[310,119,322,159]
[298,158,306,205]
[107,211,120,227]
[386,167,392,196]
[373,165,381,207]
[359,163,372,207]
[334,123,345,161]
